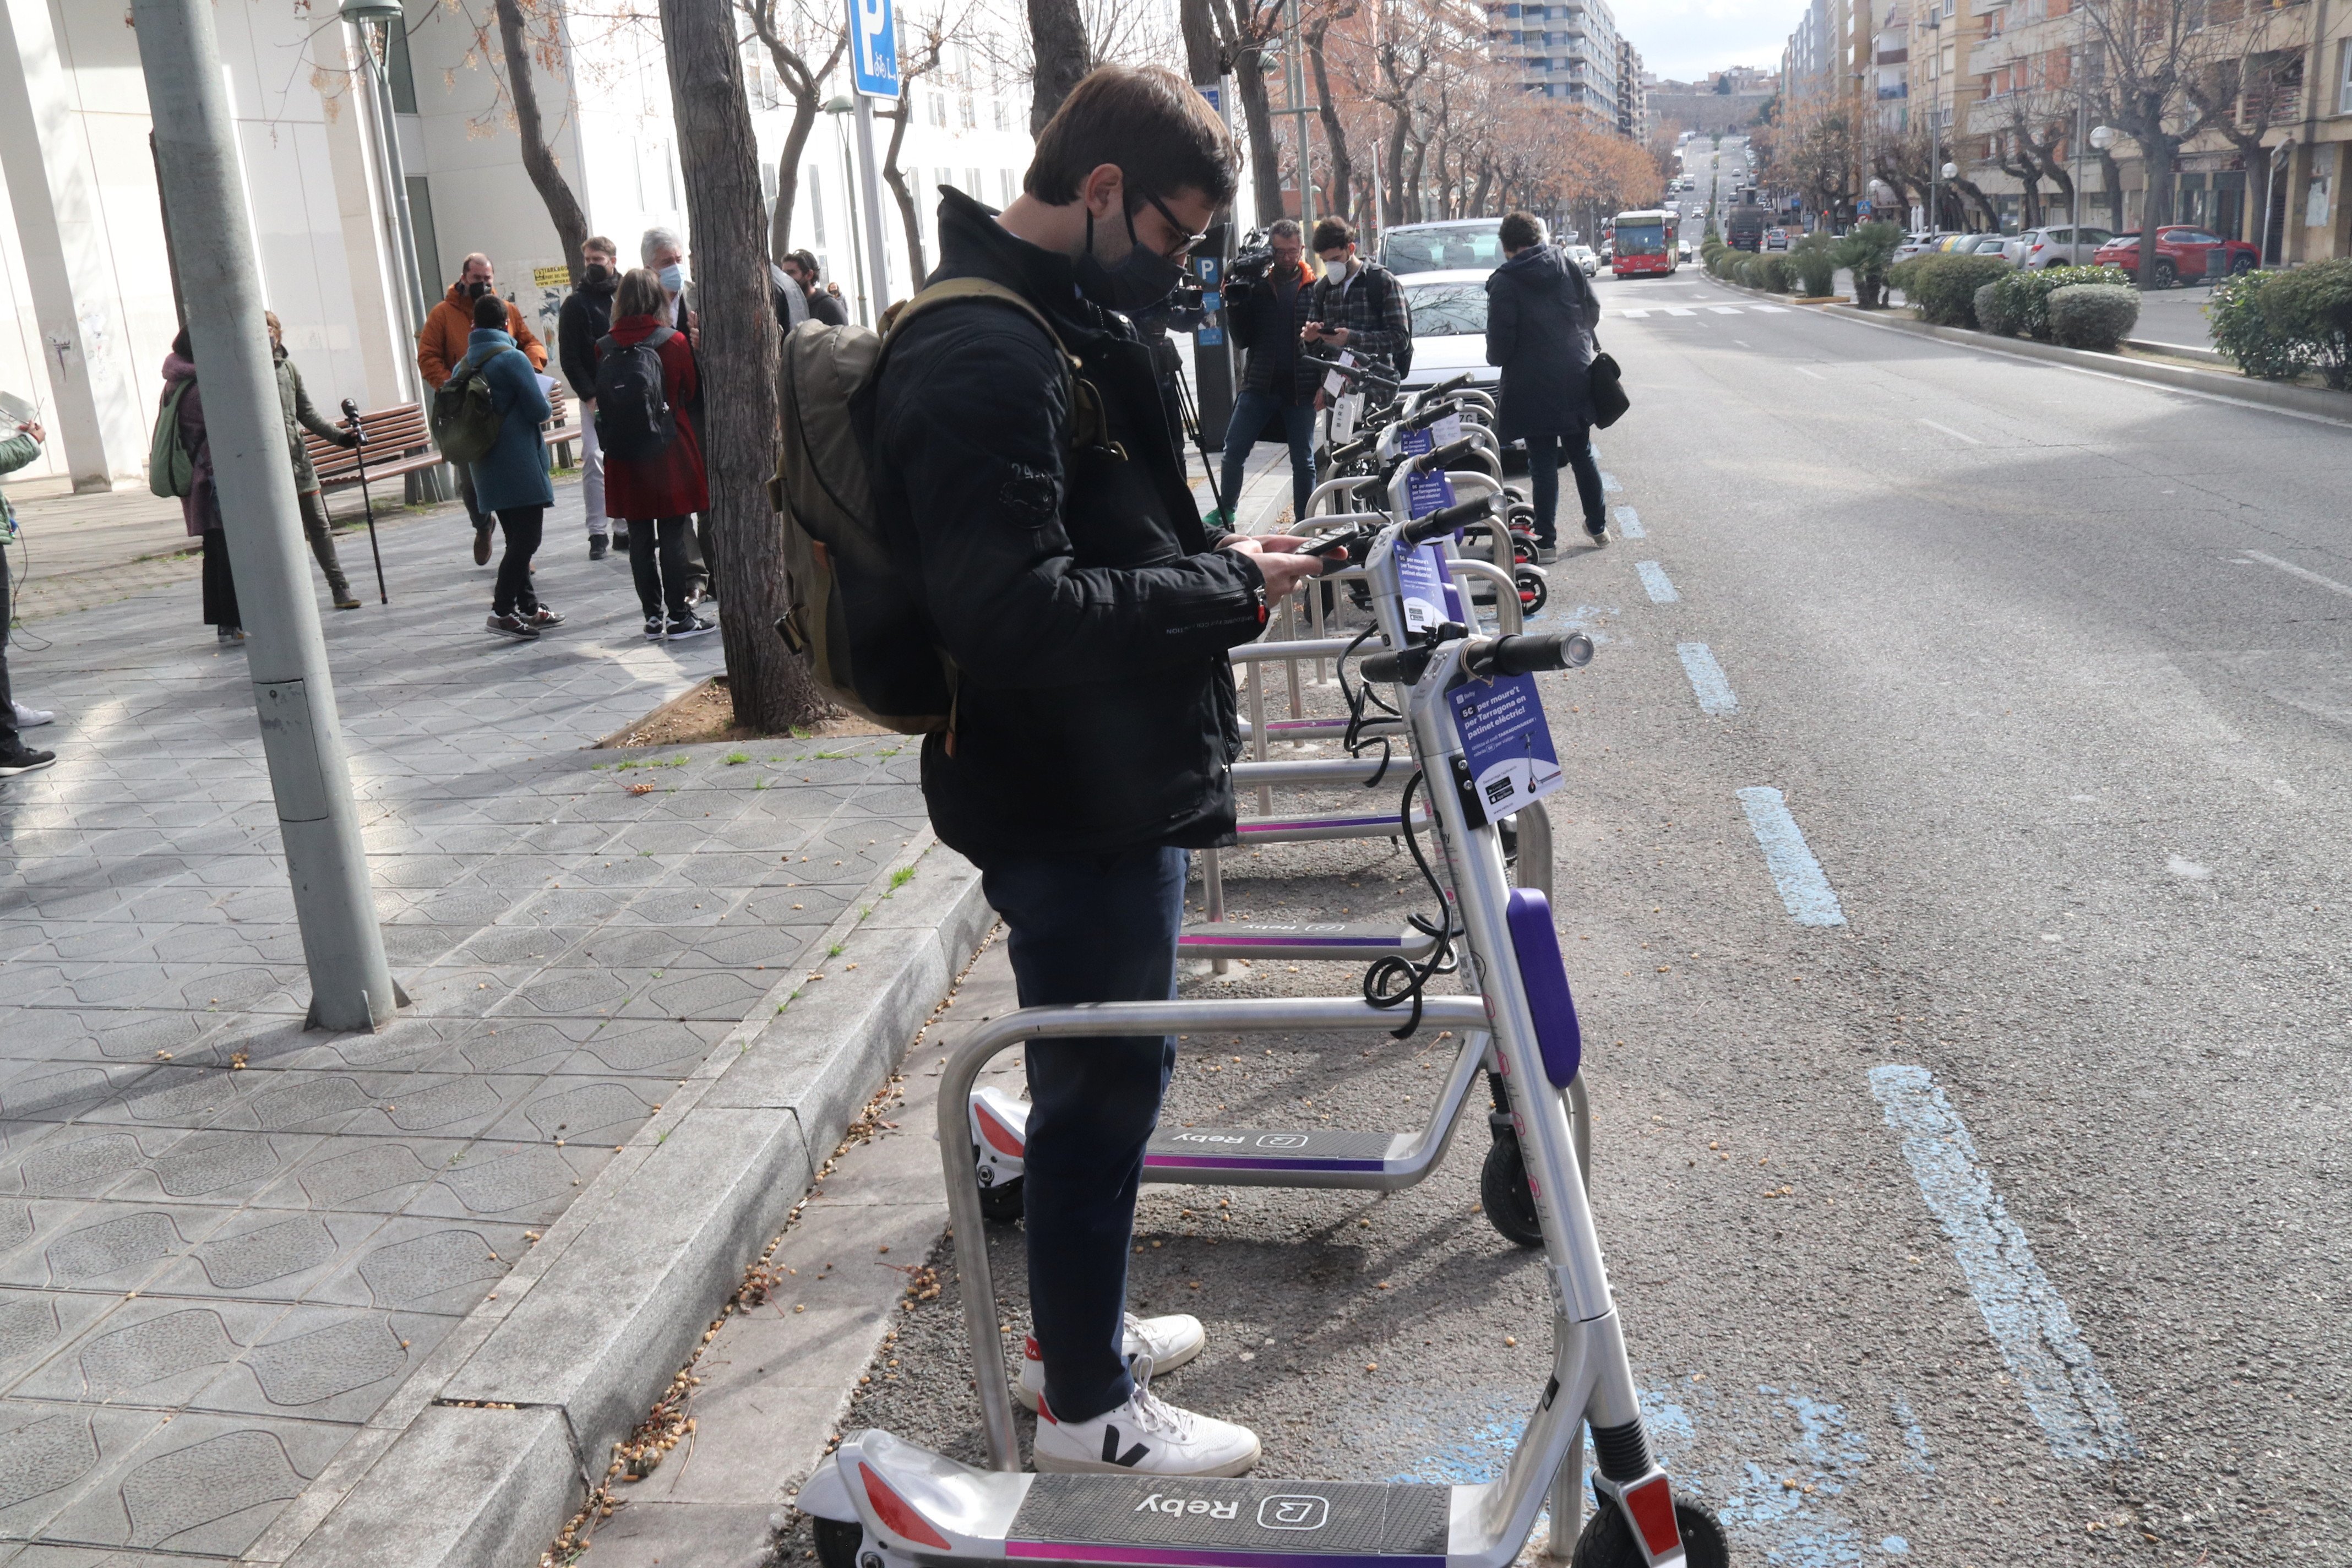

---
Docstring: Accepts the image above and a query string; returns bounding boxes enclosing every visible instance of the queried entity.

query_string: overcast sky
[1613,0,1793,84]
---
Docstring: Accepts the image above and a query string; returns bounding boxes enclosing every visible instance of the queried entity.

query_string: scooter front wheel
[1572,1498,1729,1568]
[1480,1135,1545,1248]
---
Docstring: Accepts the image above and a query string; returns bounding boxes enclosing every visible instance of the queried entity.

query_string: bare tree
[880,20,957,285]
[1305,3,1356,224]
[1204,0,1290,223]
[657,0,830,729]
[1028,0,1090,129]
[2186,42,2298,253]
[742,0,850,256]
[2079,0,2219,288]
[491,0,591,283]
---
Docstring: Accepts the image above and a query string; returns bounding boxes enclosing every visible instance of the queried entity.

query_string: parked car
[1379,218,1507,276]
[1395,269,1502,410]
[1946,233,2012,258]
[1677,239,1694,261]
[2001,225,2114,268]
[2092,226,2259,285]
[1565,243,1599,276]
[1893,231,1953,263]
[1764,228,1789,251]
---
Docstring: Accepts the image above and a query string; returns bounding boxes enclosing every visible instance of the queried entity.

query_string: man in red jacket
[417,252,548,565]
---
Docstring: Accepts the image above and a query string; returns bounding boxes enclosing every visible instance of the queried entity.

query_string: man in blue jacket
[872,65,1325,1479]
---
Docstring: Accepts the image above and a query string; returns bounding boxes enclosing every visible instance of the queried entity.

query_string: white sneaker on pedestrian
[1015,1313,1205,1412]
[1031,1356,1259,1478]
[11,702,53,728]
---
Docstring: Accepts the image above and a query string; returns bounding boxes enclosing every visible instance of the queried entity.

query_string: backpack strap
[880,276,1113,458]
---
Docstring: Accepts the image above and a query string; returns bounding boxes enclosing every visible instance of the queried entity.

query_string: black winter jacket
[1485,243,1600,441]
[557,273,618,401]
[870,189,1270,865]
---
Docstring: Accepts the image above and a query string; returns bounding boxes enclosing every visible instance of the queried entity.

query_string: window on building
[965,166,981,196]
[2340,39,2352,113]
[809,166,827,246]
[384,19,420,113]
[928,90,949,126]
[999,168,1016,205]
[405,175,442,291]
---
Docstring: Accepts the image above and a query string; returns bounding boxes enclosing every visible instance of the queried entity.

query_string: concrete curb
[265,830,992,1568]
[1815,302,2352,426]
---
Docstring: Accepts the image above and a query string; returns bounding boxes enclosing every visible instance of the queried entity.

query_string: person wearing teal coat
[458,292,559,639]
[0,417,56,776]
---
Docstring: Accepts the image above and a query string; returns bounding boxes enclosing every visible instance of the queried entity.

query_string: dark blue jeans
[1217,388,1317,522]
[981,845,1187,1424]
[1522,429,1607,546]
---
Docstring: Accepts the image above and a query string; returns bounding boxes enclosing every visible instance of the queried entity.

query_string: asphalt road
[816,278,2349,1567]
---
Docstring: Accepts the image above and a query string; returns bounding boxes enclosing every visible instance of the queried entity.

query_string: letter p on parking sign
[849,0,899,98]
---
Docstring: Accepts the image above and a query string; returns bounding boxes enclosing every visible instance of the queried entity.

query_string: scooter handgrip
[1423,371,1474,400]
[1329,434,1376,466]
[1467,630,1594,677]
[1402,493,1495,543]
[1414,435,1479,473]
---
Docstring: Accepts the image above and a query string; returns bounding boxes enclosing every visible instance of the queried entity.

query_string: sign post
[848,0,899,315]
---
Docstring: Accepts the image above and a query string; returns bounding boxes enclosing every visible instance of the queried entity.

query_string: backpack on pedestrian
[769,277,1080,734]
[428,358,504,465]
[591,327,678,462]
[148,380,194,499]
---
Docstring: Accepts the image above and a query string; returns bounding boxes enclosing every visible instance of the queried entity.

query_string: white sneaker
[1015,1312,1205,1412]
[1031,1356,1259,1478]
[12,703,53,728]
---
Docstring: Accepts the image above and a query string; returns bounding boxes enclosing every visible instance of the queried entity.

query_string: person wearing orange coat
[417,252,548,564]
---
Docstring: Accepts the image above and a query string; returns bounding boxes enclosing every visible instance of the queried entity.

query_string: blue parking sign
[850,0,899,99]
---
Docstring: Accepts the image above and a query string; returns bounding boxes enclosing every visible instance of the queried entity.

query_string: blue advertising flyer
[1393,539,1451,632]
[1447,673,1564,820]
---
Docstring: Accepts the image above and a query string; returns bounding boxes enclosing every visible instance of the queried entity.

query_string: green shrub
[2207,270,2304,380]
[2249,259,2352,389]
[1838,222,1901,308]
[1755,253,1794,293]
[1991,263,2131,342]
[1790,233,1839,296]
[1974,282,2014,336]
[2046,284,2140,351]
[1898,254,2012,327]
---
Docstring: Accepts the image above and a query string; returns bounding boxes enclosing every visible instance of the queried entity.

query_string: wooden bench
[303,388,585,513]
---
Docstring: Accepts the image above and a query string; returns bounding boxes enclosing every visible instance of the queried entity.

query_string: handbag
[1587,347,1630,429]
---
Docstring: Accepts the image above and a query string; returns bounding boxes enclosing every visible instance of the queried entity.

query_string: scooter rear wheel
[813,1515,866,1568]
[1480,1135,1545,1248]
[1571,1498,1729,1568]
[978,1174,1025,1224]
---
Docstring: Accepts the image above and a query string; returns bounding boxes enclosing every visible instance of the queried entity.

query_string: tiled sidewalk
[0,491,924,1561]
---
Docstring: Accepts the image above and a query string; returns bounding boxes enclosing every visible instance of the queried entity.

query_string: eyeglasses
[1140,190,1211,259]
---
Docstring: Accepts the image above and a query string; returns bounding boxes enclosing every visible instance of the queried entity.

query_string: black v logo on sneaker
[1101,1426,1151,1467]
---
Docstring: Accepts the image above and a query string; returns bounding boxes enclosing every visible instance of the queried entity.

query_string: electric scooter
[794,477,1730,1568]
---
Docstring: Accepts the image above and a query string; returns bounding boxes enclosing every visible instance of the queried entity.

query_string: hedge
[2046,285,2140,351]
[1891,253,2011,328]
[1989,264,2131,342]
[1837,222,1902,308]
[1974,282,2015,337]
[2209,260,2352,389]
[1790,234,1838,297]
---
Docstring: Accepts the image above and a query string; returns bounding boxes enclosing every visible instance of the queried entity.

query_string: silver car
[2004,225,2116,268]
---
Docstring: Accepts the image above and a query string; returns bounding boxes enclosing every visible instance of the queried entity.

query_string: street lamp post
[133,0,404,1032]
[340,0,428,392]
[824,95,873,325]
[2089,122,2117,243]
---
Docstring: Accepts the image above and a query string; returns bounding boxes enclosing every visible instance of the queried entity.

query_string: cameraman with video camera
[1209,219,1317,528]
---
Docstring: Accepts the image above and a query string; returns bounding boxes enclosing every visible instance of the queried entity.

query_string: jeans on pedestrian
[1521,428,1607,546]
[1216,389,1316,523]
[454,462,486,530]
[625,515,695,622]
[0,544,17,752]
[980,845,1188,1425]
[492,505,545,617]
[200,527,239,629]
[579,399,607,535]
[296,489,352,600]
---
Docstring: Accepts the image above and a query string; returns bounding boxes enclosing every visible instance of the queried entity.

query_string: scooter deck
[1011,1473,1450,1567]
[1178,922,1438,962]
[1147,1124,1406,1175]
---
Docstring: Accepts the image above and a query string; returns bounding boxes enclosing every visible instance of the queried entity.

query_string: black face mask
[1074,203,1185,315]
[582,264,611,285]
[465,279,493,300]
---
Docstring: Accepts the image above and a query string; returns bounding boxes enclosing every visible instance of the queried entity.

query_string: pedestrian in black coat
[1486,211,1608,555]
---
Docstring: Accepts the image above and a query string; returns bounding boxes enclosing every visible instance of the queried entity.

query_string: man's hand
[1253,551,1327,600]
[1300,322,1325,342]
[1326,326,1352,347]
[22,421,42,444]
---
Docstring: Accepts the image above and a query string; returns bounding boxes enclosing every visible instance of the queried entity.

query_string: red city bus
[1611,210,1675,277]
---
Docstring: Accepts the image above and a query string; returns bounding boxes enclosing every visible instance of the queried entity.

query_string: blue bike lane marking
[1735,786,1846,927]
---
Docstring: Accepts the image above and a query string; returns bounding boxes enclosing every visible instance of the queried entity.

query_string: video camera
[1225,230,1278,291]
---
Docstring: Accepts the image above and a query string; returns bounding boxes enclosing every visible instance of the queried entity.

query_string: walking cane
[340,398,389,605]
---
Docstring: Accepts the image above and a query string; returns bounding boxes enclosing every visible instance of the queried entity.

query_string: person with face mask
[264,311,363,609]
[638,227,712,604]
[558,236,624,559]
[1294,216,1412,404]
[417,252,548,567]
[870,64,1329,1483]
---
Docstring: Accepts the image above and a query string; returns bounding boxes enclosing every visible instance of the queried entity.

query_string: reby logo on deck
[1135,1493,1241,1521]
[1169,1133,1244,1145]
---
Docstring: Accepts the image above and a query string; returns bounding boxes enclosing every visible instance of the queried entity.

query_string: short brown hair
[1311,217,1355,253]
[616,268,668,320]
[584,235,617,258]
[1023,66,1238,210]
[472,292,509,330]
[1267,219,1302,241]
[1499,212,1544,251]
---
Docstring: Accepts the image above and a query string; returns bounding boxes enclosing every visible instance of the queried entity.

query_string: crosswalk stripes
[1707,306,1740,315]
[1664,307,1696,317]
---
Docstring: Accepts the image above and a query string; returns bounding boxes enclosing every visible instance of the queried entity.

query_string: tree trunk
[1028,0,1091,133]
[1231,42,1284,222]
[883,101,928,284]
[493,0,590,284]
[1383,101,1409,225]
[2138,135,2176,289]
[1306,21,1351,224]
[657,0,830,731]
[1182,0,1223,87]
[1403,135,1427,222]
[2098,147,2125,232]
[769,97,821,255]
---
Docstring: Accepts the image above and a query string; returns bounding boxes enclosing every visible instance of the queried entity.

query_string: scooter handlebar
[1464,630,1595,677]
[1412,435,1480,475]
[1418,372,1475,402]
[1401,492,1496,543]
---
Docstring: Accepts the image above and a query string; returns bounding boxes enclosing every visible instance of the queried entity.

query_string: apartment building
[1618,39,1650,140]
[1486,0,1625,121]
